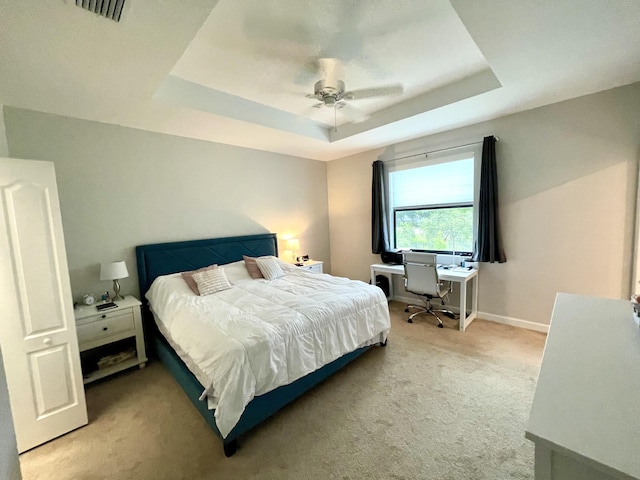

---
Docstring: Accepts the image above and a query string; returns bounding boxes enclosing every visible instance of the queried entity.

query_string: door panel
[29,344,76,417]
[0,158,87,453]
[4,181,64,335]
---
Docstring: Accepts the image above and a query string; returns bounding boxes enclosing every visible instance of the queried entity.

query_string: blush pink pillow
[243,256,264,279]
[181,264,218,295]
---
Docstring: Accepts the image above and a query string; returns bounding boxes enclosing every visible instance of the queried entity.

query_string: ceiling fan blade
[343,84,404,100]
[312,103,323,108]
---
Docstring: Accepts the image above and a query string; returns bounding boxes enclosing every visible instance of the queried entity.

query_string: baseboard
[391,296,549,333]
[478,311,549,333]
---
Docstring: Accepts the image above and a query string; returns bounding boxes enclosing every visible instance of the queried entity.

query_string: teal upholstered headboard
[135,233,278,297]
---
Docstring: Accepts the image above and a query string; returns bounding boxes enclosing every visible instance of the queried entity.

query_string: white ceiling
[1,0,639,161]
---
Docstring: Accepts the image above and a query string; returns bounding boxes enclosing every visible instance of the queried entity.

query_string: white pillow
[192,267,232,295]
[255,256,285,280]
[221,260,253,284]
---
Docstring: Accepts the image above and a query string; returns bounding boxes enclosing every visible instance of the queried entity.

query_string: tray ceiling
[1,0,639,160]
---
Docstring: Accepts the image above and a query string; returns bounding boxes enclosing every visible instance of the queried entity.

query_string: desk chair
[403,252,455,327]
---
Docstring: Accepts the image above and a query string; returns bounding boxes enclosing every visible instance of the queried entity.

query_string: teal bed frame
[136,233,382,457]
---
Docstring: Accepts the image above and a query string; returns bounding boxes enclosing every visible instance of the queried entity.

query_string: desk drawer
[77,311,134,344]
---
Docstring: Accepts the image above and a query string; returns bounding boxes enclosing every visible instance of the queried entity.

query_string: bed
[135,233,390,456]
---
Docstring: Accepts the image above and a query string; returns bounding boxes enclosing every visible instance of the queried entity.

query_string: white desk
[370,263,479,331]
[526,294,640,479]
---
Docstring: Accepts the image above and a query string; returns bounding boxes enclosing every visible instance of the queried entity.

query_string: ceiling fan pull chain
[334,104,338,132]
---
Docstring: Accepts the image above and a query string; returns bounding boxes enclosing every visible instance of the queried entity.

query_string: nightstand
[297,260,323,273]
[74,295,147,384]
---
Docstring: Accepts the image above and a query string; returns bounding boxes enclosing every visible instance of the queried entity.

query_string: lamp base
[112,279,124,301]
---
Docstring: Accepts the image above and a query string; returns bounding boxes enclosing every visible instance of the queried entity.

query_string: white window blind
[390,158,474,208]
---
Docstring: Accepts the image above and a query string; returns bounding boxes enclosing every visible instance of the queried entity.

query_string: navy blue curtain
[472,136,506,263]
[371,160,390,254]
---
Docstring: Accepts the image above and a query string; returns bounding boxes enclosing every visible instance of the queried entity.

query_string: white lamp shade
[100,261,129,281]
[286,239,300,251]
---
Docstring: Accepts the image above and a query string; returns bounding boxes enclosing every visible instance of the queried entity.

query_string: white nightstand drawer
[298,260,323,273]
[77,311,134,344]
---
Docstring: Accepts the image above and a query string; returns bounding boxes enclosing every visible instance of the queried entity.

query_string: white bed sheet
[146,259,391,438]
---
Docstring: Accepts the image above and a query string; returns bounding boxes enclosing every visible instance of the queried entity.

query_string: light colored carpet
[19,302,546,480]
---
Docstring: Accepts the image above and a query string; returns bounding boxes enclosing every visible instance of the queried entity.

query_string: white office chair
[403,251,456,327]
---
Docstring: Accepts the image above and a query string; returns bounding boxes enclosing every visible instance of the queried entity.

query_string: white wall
[328,82,640,327]
[3,107,330,301]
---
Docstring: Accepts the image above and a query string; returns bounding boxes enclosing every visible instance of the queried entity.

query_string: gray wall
[3,107,330,302]
[0,106,8,157]
[328,82,640,327]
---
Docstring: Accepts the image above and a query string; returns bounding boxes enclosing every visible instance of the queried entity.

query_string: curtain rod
[385,136,500,163]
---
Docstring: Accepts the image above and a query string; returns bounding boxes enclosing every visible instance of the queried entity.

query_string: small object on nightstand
[82,293,97,306]
[97,348,136,370]
[96,302,117,312]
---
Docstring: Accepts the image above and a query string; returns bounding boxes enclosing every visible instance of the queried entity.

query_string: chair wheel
[408,318,413,323]
[446,312,456,319]
[404,308,409,313]
[438,323,444,328]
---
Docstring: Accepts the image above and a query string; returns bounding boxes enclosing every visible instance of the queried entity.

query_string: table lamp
[100,261,129,301]
[286,238,301,265]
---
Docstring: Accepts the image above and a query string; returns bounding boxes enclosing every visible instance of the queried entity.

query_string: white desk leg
[534,444,552,480]
[370,266,376,287]
[459,279,468,331]
[472,276,479,320]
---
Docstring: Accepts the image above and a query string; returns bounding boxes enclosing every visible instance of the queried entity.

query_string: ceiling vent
[75,0,126,22]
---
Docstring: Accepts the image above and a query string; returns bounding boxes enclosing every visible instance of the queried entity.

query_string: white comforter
[146,260,391,438]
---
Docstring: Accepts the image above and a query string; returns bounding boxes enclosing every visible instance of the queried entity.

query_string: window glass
[394,206,473,252]
[388,154,477,254]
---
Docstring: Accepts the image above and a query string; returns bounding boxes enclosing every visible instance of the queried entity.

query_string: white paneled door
[0,158,87,453]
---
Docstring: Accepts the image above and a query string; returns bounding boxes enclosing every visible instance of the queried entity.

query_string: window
[387,147,481,255]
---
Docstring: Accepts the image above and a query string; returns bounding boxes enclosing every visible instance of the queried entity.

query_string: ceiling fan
[305,59,403,131]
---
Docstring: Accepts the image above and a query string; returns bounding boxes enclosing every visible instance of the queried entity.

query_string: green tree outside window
[395,206,473,253]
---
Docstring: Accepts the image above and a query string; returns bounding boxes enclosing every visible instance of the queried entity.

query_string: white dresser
[526,293,640,480]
